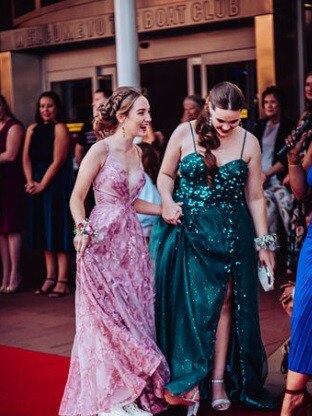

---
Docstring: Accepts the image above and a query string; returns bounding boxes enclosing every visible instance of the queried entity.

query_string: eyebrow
[216,117,239,123]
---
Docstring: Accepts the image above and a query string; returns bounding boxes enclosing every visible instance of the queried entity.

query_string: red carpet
[0,345,280,416]
[0,345,69,416]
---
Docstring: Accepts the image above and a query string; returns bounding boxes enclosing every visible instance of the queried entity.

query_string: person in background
[181,94,205,123]
[22,91,74,298]
[0,95,25,294]
[286,71,312,278]
[59,86,169,416]
[75,88,109,166]
[151,82,277,415]
[136,141,161,242]
[280,111,312,416]
[253,86,296,235]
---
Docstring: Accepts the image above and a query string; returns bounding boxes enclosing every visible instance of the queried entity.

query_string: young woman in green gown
[150,82,277,414]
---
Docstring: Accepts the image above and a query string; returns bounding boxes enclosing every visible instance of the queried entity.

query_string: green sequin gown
[150,128,276,410]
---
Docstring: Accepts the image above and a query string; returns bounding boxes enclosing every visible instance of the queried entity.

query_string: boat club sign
[0,0,272,51]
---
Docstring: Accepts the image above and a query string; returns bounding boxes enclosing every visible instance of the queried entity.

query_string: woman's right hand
[162,200,183,225]
[24,180,35,194]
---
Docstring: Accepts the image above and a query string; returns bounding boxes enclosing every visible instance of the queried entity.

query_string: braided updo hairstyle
[195,81,245,186]
[93,86,143,140]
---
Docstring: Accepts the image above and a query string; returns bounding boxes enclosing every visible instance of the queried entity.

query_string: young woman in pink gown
[59,87,169,416]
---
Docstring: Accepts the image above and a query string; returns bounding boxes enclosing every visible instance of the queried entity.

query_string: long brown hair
[195,81,245,186]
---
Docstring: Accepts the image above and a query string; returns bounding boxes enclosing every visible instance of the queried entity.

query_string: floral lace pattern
[59,144,169,416]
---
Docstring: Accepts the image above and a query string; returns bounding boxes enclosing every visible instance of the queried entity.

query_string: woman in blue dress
[23,91,74,297]
[151,82,277,414]
[280,101,312,415]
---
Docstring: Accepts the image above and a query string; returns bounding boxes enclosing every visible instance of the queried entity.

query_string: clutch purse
[258,263,275,292]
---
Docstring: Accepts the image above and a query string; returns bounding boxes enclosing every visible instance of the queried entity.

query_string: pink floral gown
[59,143,169,416]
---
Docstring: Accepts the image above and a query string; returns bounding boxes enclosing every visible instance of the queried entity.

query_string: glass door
[187,51,257,130]
[205,60,257,130]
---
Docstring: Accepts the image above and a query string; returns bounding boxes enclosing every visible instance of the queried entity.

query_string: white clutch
[258,263,275,292]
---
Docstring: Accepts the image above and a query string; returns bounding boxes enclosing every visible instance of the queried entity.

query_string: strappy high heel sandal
[34,277,56,295]
[211,379,231,411]
[48,280,70,298]
[282,387,312,416]
[164,386,200,415]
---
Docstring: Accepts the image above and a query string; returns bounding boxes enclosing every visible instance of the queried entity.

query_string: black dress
[0,118,25,233]
[25,121,74,253]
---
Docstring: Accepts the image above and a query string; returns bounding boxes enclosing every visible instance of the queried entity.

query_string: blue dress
[25,121,74,253]
[288,166,312,375]
[150,126,276,409]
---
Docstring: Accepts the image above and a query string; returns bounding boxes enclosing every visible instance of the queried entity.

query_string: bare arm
[134,198,162,215]
[157,124,184,224]
[70,141,106,255]
[75,143,85,166]
[70,142,106,225]
[39,123,71,190]
[0,124,24,163]
[288,136,312,200]
[22,124,36,184]
[244,132,275,272]
[264,160,285,178]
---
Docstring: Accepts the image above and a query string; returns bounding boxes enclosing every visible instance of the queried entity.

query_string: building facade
[0,0,311,138]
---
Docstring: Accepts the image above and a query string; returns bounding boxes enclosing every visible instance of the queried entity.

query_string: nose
[222,123,231,132]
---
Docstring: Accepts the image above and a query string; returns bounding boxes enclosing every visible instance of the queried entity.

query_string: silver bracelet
[254,233,279,251]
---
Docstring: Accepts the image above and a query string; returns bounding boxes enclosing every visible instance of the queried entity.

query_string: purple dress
[59,142,169,416]
[0,118,25,233]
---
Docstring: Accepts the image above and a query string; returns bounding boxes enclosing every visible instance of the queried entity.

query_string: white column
[114,0,140,88]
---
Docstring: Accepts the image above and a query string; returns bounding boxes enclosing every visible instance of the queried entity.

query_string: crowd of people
[0,75,311,416]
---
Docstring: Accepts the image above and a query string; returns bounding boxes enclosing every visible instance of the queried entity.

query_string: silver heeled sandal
[211,379,231,411]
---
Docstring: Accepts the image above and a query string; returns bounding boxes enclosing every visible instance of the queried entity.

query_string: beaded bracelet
[254,233,279,251]
[74,219,98,237]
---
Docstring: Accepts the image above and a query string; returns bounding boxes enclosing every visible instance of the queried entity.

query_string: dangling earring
[208,114,212,127]
[239,119,243,127]
[121,124,125,138]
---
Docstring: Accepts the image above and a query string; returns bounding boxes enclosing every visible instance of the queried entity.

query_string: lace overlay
[59,144,169,416]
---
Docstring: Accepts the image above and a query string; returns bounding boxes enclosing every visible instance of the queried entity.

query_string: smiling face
[123,95,151,138]
[263,93,281,121]
[209,104,240,138]
[305,74,312,103]
[39,96,57,123]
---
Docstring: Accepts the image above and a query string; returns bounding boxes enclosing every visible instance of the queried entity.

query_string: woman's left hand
[258,248,275,276]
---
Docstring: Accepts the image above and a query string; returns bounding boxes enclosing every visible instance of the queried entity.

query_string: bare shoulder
[86,139,108,166]
[168,122,191,146]
[243,130,260,152]
[55,122,69,134]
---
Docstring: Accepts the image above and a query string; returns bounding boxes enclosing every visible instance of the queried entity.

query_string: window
[13,0,35,18]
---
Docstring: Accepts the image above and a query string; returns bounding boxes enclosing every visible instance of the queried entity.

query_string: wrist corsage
[254,233,279,251]
[74,219,98,238]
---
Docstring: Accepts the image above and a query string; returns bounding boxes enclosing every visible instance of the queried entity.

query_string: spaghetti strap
[189,122,197,153]
[240,130,247,159]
